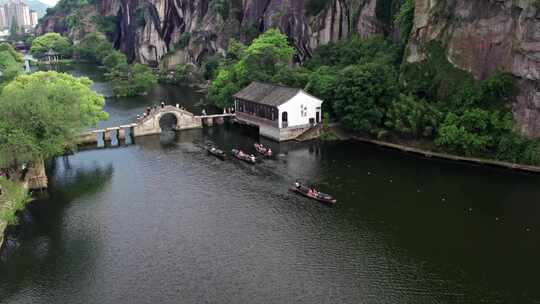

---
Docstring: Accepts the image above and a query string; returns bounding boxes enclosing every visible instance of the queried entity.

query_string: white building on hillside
[234,81,323,141]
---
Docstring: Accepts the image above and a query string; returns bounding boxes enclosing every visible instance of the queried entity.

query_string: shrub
[385,94,442,138]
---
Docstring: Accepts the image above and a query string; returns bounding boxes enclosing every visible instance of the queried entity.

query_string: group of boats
[206,143,337,205]
[206,143,273,164]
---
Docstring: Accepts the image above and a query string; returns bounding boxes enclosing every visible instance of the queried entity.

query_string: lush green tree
[132,64,157,94]
[242,29,295,78]
[225,38,247,62]
[174,64,192,83]
[0,43,23,87]
[394,0,415,45]
[333,61,399,134]
[384,94,442,138]
[271,66,310,89]
[102,50,128,70]
[75,32,111,62]
[308,35,398,68]
[30,33,72,58]
[210,29,295,108]
[108,64,157,97]
[96,41,115,62]
[435,109,512,156]
[480,71,517,108]
[305,66,339,114]
[0,72,108,168]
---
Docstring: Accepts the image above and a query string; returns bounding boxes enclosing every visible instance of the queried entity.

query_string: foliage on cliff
[210,29,295,108]
[209,26,539,165]
[0,72,108,168]
[73,32,157,97]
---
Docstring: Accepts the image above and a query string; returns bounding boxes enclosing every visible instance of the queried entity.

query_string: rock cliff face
[407,0,540,137]
[38,0,390,65]
[37,0,540,137]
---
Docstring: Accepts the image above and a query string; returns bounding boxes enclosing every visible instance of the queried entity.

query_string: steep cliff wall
[37,0,540,137]
[407,0,540,137]
[38,0,394,65]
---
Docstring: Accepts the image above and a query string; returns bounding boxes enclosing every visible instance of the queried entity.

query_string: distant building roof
[233,81,302,107]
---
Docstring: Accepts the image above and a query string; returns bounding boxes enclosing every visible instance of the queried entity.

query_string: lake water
[1,64,540,303]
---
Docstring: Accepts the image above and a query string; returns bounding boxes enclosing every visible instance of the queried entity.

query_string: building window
[282,111,288,127]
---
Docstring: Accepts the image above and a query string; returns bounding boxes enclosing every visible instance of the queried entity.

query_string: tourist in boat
[238,150,244,157]
[267,148,272,156]
[250,155,256,162]
[294,181,301,188]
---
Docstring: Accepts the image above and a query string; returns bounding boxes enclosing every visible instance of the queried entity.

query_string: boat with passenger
[207,146,226,160]
[290,182,337,204]
[254,143,273,157]
[231,149,257,164]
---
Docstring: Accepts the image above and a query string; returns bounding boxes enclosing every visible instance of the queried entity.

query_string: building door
[282,112,288,128]
[316,112,320,123]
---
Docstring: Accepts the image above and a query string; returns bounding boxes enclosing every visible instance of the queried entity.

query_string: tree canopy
[210,29,295,108]
[30,33,72,58]
[0,43,23,88]
[0,72,108,168]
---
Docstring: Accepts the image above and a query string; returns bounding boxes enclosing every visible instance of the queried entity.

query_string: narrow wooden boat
[289,184,337,204]
[207,146,226,160]
[231,149,257,164]
[254,143,273,157]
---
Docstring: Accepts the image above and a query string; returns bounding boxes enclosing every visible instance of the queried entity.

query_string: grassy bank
[0,177,30,249]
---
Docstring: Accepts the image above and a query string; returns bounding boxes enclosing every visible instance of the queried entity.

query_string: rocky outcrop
[38,0,390,64]
[37,0,540,137]
[407,0,540,137]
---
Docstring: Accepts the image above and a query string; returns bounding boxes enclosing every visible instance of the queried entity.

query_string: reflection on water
[1,125,540,303]
[2,62,537,303]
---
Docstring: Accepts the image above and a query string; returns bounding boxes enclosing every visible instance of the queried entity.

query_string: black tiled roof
[233,81,301,106]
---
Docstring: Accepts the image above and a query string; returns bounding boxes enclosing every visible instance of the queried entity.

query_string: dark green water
[1,64,540,303]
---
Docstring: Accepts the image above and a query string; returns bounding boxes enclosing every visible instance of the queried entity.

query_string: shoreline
[0,161,48,254]
[354,136,540,174]
[325,125,540,174]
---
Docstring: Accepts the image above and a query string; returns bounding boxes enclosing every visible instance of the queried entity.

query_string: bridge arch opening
[159,113,178,131]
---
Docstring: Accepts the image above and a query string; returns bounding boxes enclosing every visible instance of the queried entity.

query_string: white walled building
[234,82,323,141]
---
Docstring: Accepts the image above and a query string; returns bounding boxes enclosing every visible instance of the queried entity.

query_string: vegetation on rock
[208,27,539,166]
[210,29,295,108]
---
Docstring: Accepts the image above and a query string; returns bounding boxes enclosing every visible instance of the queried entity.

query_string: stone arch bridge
[78,106,235,147]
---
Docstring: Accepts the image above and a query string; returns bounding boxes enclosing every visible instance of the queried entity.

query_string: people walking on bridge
[202,109,207,116]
